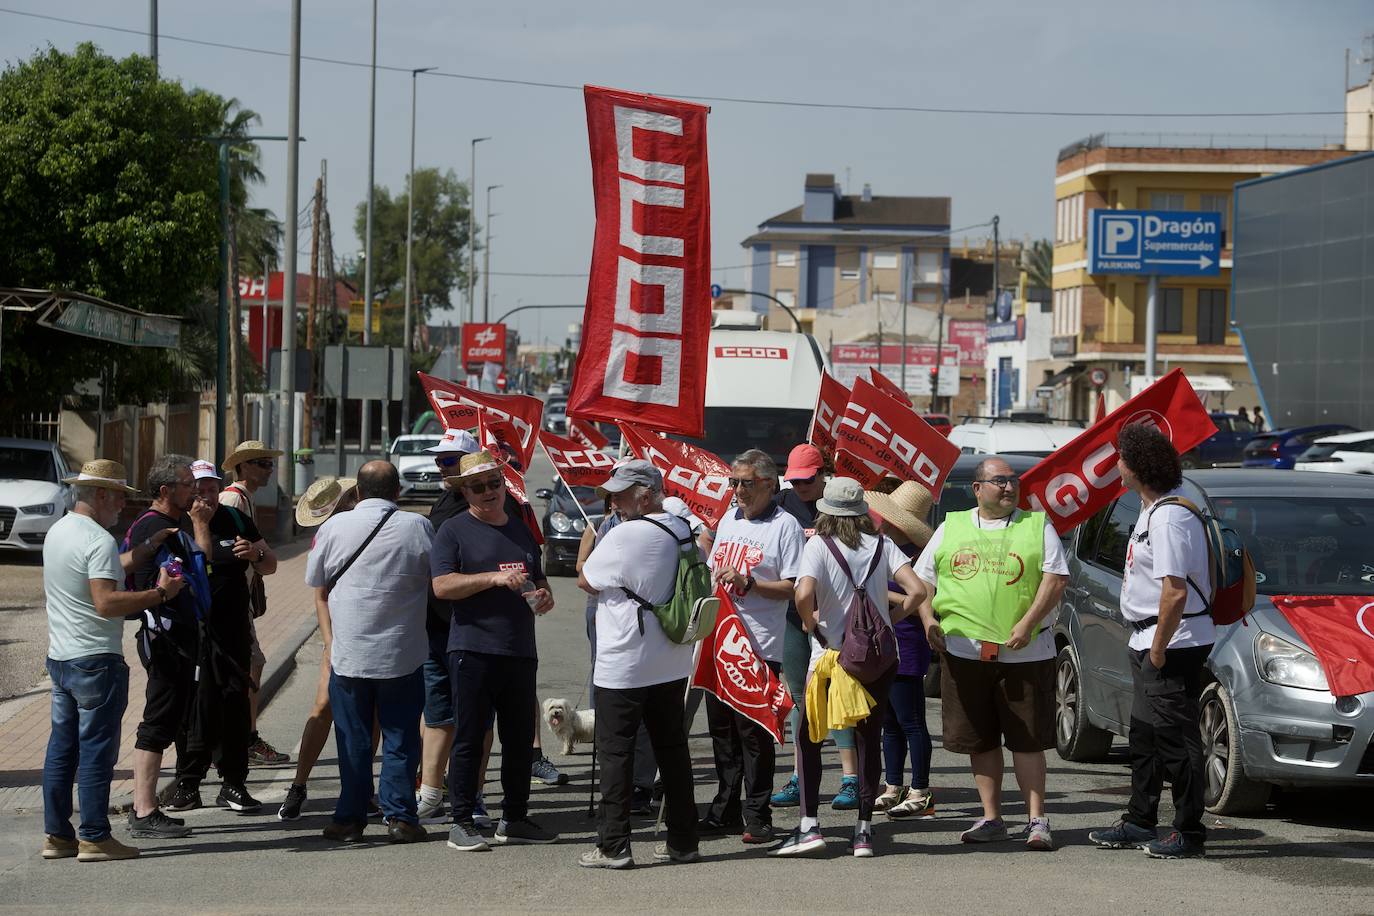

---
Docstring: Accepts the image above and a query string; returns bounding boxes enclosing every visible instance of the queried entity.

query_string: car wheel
[1180,451,1200,470]
[1054,645,1114,761]
[1199,682,1272,814]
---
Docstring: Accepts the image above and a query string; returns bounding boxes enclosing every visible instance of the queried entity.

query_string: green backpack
[620,516,720,644]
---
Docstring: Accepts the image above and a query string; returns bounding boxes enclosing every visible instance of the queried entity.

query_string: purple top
[892,541,930,677]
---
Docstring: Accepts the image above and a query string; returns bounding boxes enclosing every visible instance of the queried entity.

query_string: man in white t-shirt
[702,449,805,845]
[576,460,698,870]
[914,457,1068,851]
[1090,424,1214,860]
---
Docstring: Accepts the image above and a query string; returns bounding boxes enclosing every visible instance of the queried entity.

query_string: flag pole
[536,437,598,533]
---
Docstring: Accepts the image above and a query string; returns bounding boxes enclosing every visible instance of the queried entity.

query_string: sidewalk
[0,542,318,813]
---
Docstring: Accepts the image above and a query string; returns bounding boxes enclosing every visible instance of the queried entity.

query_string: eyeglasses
[975,476,1020,489]
[463,476,504,495]
[728,477,764,490]
[788,475,818,485]
[436,455,461,468]
[247,459,275,469]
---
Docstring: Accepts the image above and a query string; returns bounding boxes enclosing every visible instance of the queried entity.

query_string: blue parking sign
[1088,209,1221,276]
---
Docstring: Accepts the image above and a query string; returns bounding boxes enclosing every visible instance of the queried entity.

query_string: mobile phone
[979,641,1000,662]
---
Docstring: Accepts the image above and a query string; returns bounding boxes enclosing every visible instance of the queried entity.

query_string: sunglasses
[975,476,1021,489]
[463,476,505,495]
[728,477,764,490]
[788,474,818,485]
[436,455,461,468]
[247,459,275,469]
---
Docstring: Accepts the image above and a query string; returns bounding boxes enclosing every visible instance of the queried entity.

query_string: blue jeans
[43,655,129,841]
[882,673,932,789]
[329,667,424,825]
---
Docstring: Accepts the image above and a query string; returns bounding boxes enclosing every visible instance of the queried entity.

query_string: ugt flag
[691,589,794,746]
[1272,596,1374,698]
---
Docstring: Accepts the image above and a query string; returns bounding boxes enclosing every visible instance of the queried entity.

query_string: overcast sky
[2,1,1368,344]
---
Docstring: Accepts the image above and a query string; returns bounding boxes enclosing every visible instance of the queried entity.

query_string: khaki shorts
[940,653,1055,754]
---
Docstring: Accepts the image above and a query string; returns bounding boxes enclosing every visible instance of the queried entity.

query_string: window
[1199,193,1229,232]
[914,289,939,304]
[871,252,899,270]
[1197,288,1227,344]
[1092,491,1141,572]
[839,268,860,280]
[1160,287,1183,333]
[1076,504,1110,561]
[774,289,795,308]
[775,250,797,267]
[1053,286,1082,336]
[1150,192,1185,211]
[1055,193,1084,243]
[916,249,942,282]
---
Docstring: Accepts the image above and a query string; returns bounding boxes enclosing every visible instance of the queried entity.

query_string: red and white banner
[567,85,712,438]
[462,323,507,365]
[1019,368,1217,534]
[417,371,479,430]
[691,588,794,745]
[834,377,960,493]
[947,319,987,365]
[831,343,960,397]
[567,416,610,451]
[538,430,616,489]
[808,372,850,461]
[1272,596,1374,698]
[500,463,544,547]
[478,413,525,468]
[618,421,733,528]
[869,368,913,406]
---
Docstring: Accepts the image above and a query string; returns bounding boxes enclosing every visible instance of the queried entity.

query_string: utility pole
[360,0,378,455]
[933,298,947,412]
[468,137,490,323]
[304,168,322,449]
[277,0,302,525]
[261,259,271,371]
[403,67,435,431]
[215,143,229,467]
[148,0,158,73]
[483,184,501,322]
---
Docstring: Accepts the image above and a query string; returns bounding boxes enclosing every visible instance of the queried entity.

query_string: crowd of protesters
[41,420,1213,865]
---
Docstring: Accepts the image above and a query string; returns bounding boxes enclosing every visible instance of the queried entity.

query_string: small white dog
[542,698,595,755]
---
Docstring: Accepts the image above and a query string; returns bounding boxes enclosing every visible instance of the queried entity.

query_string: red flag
[691,588,794,745]
[1019,369,1218,534]
[869,368,914,406]
[454,387,543,470]
[478,413,523,465]
[835,377,960,494]
[1094,391,1107,423]
[567,86,712,438]
[618,421,732,528]
[832,448,889,489]
[538,430,615,489]
[567,416,610,451]
[1272,596,1374,698]
[417,371,478,430]
[809,371,849,461]
[500,463,544,547]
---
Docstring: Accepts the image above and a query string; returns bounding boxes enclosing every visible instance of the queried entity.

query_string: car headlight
[550,511,572,533]
[20,503,55,516]
[1255,632,1329,691]
[572,517,586,533]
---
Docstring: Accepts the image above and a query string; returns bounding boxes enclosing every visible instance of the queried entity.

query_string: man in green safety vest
[913,457,1069,851]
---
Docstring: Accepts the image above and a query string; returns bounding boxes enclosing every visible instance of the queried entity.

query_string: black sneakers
[278,783,307,821]
[1088,819,1156,850]
[215,783,263,813]
[128,809,192,839]
[165,781,202,812]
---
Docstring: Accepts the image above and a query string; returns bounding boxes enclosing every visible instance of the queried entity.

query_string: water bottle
[164,557,183,579]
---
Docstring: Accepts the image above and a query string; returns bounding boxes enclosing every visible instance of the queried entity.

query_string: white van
[947,420,1083,458]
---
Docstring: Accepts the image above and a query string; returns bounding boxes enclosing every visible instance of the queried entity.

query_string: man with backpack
[1089,424,1215,860]
[576,460,703,869]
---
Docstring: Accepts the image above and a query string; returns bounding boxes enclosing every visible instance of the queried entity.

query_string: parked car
[1241,423,1354,469]
[947,420,1083,458]
[534,479,603,575]
[1053,470,1374,813]
[920,413,952,437]
[0,438,74,552]
[1179,411,1258,469]
[387,434,444,499]
[543,401,568,435]
[1294,430,1374,475]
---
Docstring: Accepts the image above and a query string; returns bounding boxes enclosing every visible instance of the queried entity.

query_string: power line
[0,7,1348,119]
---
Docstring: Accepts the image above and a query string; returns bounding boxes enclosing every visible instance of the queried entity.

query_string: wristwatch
[255,546,265,562]
[743,575,756,594]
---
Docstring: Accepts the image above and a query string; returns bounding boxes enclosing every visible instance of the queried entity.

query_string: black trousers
[177,617,252,787]
[1125,645,1212,842]
[595,679,697,857]
[447,650,537,823]
[704,659,780,828]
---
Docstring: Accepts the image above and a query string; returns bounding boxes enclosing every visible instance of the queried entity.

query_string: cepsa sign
[462,323,507,364]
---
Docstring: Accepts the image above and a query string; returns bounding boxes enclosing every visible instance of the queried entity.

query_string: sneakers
[42,835,78,859]
[830,776,859,810]
[247,734,290,766]
[630,786,653,816]
[697,813,743,835]
[741,822,776,844]
[887,788,936,819]
[653,843,701,864]
[768,826,827,858]
[530,754,567,785]
[76,837,139,862]
[216,783,263,813]
[873,784,906,812]
[851,830,875,858]
[128,809,192,839]
[1088,819,1156,850]
[494,816,558,845]
[770,773,801,807]
[278,783,307,821]
[321,821,365,843]
[472,794,494,830]
[579,846,634,869]
[165,781,202,812]
[386,818,427,844]
[1024,817,1054,851]
[416,795,447,824]
[446,820,490,852]
[1144,831,1206,859]
[959,817,1009,843]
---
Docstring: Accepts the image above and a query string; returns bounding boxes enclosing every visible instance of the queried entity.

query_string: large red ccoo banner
[834,377,960,493]
[808,371,850,461]
[538,430,615,489]
[567,85,712,438]
[618,422,733,528]
[415,372,541,469]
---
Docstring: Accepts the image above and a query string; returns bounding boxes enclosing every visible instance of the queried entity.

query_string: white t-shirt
[1120,490,1216,651]
[43,512,125,661]
[797,533,912,670]
[584,512,695,690]
[914,509,1070,664]
[708,504,805,662]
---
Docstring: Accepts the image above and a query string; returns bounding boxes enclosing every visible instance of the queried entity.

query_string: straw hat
[443,450,503,488]
[295,475,358,528]
[62,459,138,494]
[222,440,284,472]
[865,480,935,546]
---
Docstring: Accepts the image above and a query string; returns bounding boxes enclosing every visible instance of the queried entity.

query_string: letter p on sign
[1099,213,1140,257]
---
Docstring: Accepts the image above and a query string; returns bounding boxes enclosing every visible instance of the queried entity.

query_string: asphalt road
[0,552,47,702]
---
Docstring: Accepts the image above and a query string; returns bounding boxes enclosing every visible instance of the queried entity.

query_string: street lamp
[402,66,436,430]
[468,137,490,324]
[483,184,502,322]
[359,0,379,459]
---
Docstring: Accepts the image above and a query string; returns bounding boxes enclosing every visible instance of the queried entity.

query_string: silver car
[1053,470,1374,814]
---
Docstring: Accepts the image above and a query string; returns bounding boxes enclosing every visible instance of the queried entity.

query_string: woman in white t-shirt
[770,478,926,860]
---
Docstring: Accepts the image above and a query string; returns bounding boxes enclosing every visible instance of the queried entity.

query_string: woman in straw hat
[865,481,938,820]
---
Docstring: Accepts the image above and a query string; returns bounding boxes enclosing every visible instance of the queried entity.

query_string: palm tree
[1024,238,1053,290]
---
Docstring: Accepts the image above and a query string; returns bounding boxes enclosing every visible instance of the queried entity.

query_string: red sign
[713,345,788,360]
[567,86,712,438]
[691,588,794,745]
[834,377,960,493]
[1019,369,1217,534]
[619,422,733,528]
[808,372,850,461]
[462,323,507,365]
[869,368,913,406]
[417,371,478,430]
[538,430,615,489]
[1273,596,1374,698]
[567,416,610,451]
[947,320,987,365]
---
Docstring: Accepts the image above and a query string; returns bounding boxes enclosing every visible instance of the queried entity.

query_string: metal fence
[0,411,60,443]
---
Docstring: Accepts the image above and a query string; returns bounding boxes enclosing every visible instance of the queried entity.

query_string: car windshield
[673,406,814,469]
[556,479,603,511]
[0,447,56,482]
[392,437,442,456]
[1210,496,1374,596]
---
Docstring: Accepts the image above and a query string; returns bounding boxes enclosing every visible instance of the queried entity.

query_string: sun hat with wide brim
[865,480,935,547]
[62,459,138,494]
[816,476,868,518]
[222,440,285,472]
[295,475,358,528]
[443,450,505,488]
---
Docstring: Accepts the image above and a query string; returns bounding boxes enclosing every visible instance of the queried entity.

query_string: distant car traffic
[0,438,74,552]
[1179,411,1259,469]
[388,434,444,499]
[543,401,568,435]
[1294,430,1374,475]
[1242,424,1355,469]
[534,479,603,575]
[947,420,1083,458]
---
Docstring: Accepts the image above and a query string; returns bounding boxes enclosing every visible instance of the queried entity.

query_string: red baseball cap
[784,444,824,481]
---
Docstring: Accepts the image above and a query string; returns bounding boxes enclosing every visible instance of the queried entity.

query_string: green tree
[0,43,225,410]
[1024,238,1053,290]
